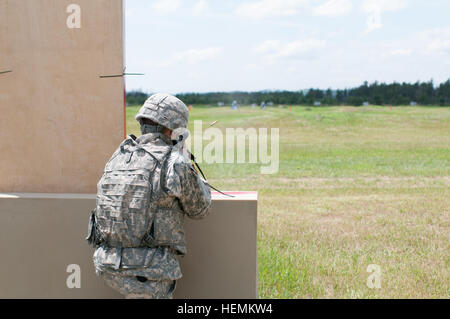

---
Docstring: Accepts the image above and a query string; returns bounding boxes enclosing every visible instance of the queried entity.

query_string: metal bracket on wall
[0,70,12,75]
[99,72,145,78]
[100,67,144,78]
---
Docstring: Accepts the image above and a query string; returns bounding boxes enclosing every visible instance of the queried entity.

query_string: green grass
[127,105,450,298]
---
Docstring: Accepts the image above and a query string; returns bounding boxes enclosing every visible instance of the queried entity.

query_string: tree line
[126,80,450,106]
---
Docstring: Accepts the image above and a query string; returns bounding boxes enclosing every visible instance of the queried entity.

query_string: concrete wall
[0,192,257,299]
[0,0,125,193]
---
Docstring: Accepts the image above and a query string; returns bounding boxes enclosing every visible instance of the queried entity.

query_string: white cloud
[379,27,450,60]
[163,47,223,66]
[236,0,309,19]
[389,49,412,56]
[361,0,408,33]
[313,0,353,17]
[256,39,326,60]
[256,40,282,53]
[277,39,326,58]
[152,0,182,14]
[382,49,413,58]
[361,0,408,13]
[193,0,208,16]
[421,27,450,55]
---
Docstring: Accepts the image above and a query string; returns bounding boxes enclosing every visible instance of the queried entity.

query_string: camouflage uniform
[88,94,211,299]
[101,272,176,299]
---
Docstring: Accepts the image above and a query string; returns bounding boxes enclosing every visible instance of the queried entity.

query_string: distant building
[410,101,417,106]
[218,102,225,106]
[251,103,256,108]
[314,101,321,106]
[267,101,273,106]
[363,101,369,106]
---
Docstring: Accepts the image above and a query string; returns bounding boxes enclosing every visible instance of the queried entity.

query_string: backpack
[87,135,160,248]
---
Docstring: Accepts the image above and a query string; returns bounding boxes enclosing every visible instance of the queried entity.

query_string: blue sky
[124,0,450,93]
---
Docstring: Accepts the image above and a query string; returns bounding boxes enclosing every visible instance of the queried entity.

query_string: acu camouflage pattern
[93,246,182,279]
[88,131,212,283]
[101,271,176,299]
[92,135,158,248]
[135,93,189,130]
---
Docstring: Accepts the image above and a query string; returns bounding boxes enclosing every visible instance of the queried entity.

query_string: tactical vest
[87,135,171,248]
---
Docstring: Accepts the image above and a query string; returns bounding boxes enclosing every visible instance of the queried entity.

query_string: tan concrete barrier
[0,192,257,298]
[0,0,125,193]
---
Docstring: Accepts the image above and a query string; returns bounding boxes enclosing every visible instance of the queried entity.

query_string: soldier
[86,93,212,299]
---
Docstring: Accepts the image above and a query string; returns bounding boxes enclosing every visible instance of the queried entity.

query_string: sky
[124,0,450,93]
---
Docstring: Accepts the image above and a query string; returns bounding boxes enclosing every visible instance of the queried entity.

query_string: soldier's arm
[173,162,212,219]
[163,155,212,219]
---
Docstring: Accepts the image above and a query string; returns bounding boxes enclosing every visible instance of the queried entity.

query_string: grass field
[127,104,450,298]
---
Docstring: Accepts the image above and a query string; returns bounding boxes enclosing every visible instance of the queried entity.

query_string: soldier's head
[136,93,189,138]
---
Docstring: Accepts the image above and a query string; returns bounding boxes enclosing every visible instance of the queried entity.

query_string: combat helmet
[135,93,189,130]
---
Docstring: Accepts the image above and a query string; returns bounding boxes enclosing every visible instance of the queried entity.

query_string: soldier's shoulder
[165,147,189,166]
[169,155,195,179]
